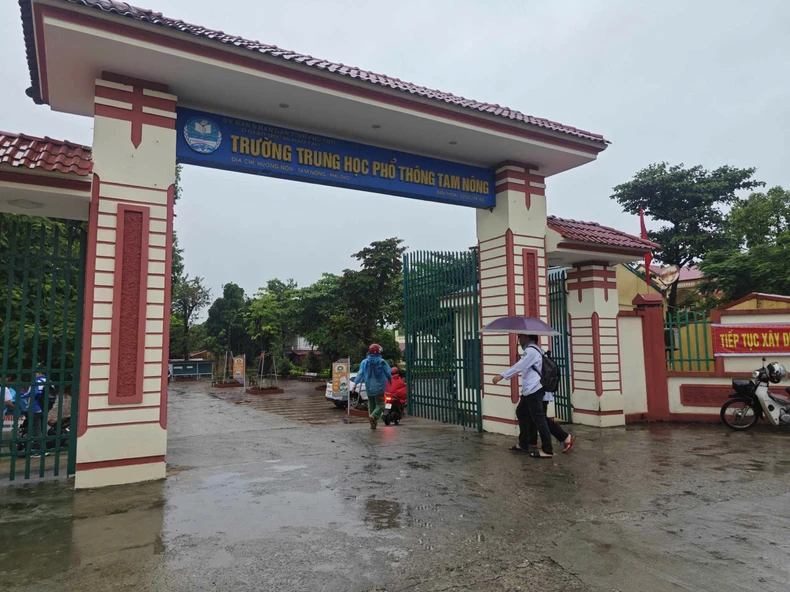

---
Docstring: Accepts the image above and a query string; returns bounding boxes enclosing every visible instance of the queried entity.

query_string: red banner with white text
[712,324,790,356]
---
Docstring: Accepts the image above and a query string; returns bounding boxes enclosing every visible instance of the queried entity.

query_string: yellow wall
[667,316,715,372]
[616,264,662,311]
[727,295,790,311]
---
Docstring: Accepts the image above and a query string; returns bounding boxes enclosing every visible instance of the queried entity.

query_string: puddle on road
[271,464,307,473]
[163,472,351,541]
[364,498,403,531]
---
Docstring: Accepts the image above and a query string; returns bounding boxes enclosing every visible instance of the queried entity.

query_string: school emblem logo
[184,117,222,154]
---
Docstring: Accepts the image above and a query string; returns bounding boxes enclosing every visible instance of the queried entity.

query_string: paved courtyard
[2,381,790,591]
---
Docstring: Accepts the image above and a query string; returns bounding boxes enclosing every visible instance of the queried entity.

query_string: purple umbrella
[480,316,559,335]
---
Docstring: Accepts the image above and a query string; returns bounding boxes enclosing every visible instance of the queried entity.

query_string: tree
[699,186,790,304]
[611,163,764,310]
[291,238,407,364]
[171,274,211,360]
[246,279,298,373]
[205,283,254,358]
[724,186,790,249]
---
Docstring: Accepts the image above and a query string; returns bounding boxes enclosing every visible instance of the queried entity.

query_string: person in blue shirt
[20,368,47,451]
[2,375,17,418]
[352,344,392,430]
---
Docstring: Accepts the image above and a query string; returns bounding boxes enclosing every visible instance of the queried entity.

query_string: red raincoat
[387,372,407,405]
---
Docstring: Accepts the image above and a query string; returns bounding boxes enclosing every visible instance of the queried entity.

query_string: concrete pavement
[2,381,790,591]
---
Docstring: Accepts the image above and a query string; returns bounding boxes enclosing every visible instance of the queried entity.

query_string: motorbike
[382,392,404,426]
[720,359,789,430]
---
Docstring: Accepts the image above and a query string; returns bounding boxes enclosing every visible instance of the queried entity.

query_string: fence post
[633,294,670,420]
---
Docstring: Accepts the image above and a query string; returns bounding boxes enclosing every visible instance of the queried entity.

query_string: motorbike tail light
[385,395,392,402]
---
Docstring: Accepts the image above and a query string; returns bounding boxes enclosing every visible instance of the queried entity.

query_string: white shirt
[501,344,543,396]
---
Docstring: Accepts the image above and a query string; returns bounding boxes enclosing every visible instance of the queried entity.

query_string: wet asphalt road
[2,381,790,591]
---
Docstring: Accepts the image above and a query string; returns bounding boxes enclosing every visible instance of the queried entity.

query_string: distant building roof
[649,265,703,283]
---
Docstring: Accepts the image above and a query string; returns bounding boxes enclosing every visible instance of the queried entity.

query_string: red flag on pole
[640,206,653,274]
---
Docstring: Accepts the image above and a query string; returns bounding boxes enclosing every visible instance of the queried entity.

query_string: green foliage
[205,282,255,359]
[612,162,764,309]
[699,186,790,304]
[724,186,790,249]
[170,274,211,360]
[246,278,298,370]
[293,238,406,363]
[302,350,323,373]
[372,327,402,365]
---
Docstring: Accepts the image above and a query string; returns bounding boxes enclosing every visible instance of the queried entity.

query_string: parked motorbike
[720,359,789,430]
[382,393,404,426]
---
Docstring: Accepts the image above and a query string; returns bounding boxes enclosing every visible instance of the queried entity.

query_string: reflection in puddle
[271,464,307,473]
[364,498,403,531]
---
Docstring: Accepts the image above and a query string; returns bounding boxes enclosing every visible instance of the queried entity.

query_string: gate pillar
[75,73,177,488]
[477,162,549,435]
[566,264,625,427]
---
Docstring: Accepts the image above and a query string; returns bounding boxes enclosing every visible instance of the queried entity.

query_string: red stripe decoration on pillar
[109,204,151,404]
[522,248,539,318]
[591,312,603,396]
[505,230,519,404]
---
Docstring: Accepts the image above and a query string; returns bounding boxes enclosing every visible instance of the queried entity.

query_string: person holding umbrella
[493,334,554,457]
[483,316,574,458]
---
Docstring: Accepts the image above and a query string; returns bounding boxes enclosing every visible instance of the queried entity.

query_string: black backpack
[529,346,560,393]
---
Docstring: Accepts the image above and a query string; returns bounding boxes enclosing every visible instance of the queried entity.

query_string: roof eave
[19,0,609,151]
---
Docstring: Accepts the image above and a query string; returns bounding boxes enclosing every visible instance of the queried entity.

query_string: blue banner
[175,107,495,208]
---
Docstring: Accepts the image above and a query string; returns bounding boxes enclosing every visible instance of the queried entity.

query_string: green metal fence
[0,214,86,481]
[548,268,572,422]
[665,310,715,372]
[403,250,482,431]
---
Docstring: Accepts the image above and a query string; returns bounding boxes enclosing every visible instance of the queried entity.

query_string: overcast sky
[2,0,789,302]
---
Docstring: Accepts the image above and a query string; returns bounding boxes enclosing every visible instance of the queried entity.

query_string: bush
[303,350,323,374]
[278,358,293,377]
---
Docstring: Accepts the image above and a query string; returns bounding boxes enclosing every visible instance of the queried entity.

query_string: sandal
[563,436,577,454]
[529,450,553,458]
[509,445,527,452]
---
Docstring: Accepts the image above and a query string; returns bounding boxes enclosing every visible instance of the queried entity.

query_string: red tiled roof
[649,265,703,282]
[548,216,659,252]
[19,0,608,146]
[0,131,93,176]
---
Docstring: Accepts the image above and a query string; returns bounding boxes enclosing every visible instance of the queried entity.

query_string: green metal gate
[0,214,86,481]
[403,250,482,431]
[548,268,572,422]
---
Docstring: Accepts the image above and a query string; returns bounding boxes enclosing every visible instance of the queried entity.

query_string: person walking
[352,344,392,430]
[493,334,554,458]
[528,391,576,454]
[20,367,47,453]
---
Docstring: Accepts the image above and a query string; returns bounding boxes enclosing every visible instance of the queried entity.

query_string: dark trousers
[528,401,569,448]
[516,389,553,455]
[31,413,44,449]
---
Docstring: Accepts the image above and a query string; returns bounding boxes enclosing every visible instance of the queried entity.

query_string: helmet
[766,362,787,384]
[368,344,383,355]
[391,366,400,375]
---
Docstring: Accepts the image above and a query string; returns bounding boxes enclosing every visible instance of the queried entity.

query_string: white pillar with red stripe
[477,161,549,435]
[75,73,176,489]
[566,264,625,427]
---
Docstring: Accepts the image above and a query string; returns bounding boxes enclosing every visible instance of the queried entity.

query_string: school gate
[548,268,572,423]
[0,215,86,481]
[2,0,662,487]
[403,250,482,430]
